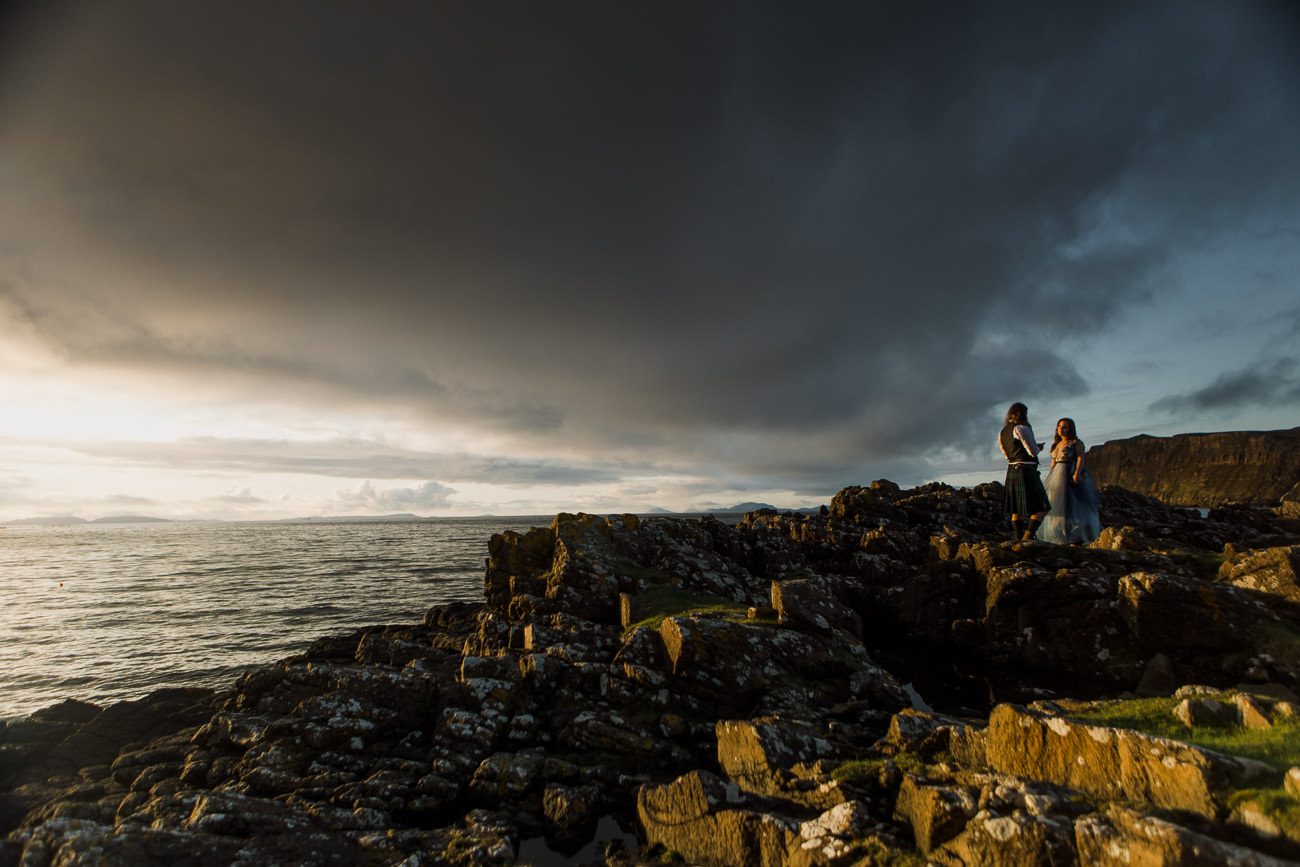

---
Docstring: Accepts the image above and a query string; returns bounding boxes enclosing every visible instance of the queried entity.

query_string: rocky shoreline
[4,481,1300,865]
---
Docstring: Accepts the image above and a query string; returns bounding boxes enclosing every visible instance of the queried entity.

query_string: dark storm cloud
[1151,357,1300,414]
[3,1,1299,487]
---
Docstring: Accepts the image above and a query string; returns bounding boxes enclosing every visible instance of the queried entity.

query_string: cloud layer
[2,1,1299,506]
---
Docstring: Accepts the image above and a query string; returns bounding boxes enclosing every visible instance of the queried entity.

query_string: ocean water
[0,518,546,719]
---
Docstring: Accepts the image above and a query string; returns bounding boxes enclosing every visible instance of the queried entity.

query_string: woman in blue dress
[1040,417,1101,544]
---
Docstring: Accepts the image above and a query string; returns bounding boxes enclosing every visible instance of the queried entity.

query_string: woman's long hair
[1005,402,1028,425]
[1052,417,1078,453]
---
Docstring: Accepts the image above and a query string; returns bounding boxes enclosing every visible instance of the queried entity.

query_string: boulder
[930,809,1077,867]
[892,776,978,853]
[1075,805,1294,866]
[1172,697,1240,728]
[542,782,600,838]
[882,709,985,766]
[1234,693,1275,730]
[637,770,800,867]
[770,574,863,639]
[715,718,844,808]
[1219,546,1300,601]
[986,704,1274,818]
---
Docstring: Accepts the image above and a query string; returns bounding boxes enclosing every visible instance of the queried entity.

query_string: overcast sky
[2,1,1298,520]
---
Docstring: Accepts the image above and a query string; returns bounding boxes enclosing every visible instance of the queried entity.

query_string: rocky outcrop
[6,478,1300,865]
[1086,427,1300,507]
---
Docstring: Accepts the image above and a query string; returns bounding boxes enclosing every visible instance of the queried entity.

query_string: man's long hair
[1005,402,1028,425]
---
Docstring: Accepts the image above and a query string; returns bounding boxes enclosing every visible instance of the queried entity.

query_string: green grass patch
[1068,696,1300,773]
[831,758,888,783]
[623,585,751,634]
[832,750,949,783]
[1228,788,1300,837]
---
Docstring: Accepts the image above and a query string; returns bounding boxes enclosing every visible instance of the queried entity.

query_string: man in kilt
[999,402,1051,540]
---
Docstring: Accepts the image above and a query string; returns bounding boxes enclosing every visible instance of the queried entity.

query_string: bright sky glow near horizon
[2,1,1299,521]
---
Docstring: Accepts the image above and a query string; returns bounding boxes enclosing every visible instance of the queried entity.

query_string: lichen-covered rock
[770,573,863,638]
[1075,805,1295,866]
[986,704,1274,818]
[715,718,845,809]
[893,776,978,853]
[931,808,1077,866]
[1219,546,1300,601]
[881,709,985,767]
[637,770,800,867]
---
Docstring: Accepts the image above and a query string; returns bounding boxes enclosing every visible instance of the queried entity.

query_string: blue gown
[1039,440,1101,544]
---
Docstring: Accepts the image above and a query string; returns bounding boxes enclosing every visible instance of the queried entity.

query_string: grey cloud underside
[67,438,644,486]
[1152,357,1300,414]
[3,1,1299,483]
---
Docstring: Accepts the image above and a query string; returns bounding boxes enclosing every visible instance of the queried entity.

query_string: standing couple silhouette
[999,402,1101,543]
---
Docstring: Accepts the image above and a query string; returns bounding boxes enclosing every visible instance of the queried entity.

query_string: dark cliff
[1086,427,1300,507]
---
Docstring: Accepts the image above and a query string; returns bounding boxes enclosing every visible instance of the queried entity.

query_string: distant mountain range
[3,504,828,526]
[2,515,172,526]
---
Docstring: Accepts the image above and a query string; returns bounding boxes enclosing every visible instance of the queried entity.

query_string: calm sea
[0,518,546,719]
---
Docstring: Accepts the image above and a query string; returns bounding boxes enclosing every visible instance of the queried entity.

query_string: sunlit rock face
[1086,427,1300,507]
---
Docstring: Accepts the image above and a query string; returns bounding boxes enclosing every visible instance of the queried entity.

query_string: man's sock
[1010,518,1024,540]
[1022,519,1042,540]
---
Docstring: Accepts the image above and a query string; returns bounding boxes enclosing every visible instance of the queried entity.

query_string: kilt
[1003,464,1051,515]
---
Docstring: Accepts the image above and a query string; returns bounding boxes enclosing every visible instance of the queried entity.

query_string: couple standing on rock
[999,402,1101,544]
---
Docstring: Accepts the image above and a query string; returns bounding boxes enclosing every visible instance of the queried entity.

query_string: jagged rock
[542,781,600,836]
[1075,805,1295,866]
[1093,525,1158,552]
[1172,696,1240,728]
[881,709,985,766]
[1118,571,1295,658]
[1235,693,1275,730]
[1220,546,1300,601]
[931,808,1077,866]
[1286,767,1300,798]
[468,751,545,803]
[637,770,800,867]
[893,776,978,853]
[792,800,889,865]
[770,573,863,638]
[986,704,1274,818]
[715,718,845,809]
